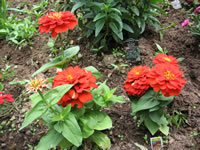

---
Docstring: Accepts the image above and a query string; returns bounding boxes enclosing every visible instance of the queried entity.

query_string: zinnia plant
[124,54,186,135]
[21,66,125,149]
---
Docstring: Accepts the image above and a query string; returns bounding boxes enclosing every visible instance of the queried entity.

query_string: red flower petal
[79,92,93,103]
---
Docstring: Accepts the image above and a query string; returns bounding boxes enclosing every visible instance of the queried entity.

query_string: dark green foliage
[70,0,165,51]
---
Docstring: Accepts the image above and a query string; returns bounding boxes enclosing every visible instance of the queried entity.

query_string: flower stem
[38,90,58,115]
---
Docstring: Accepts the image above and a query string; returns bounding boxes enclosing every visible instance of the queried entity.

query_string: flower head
[194,6,200,14]
[124,66,150,97]
[0,91,14,104]
[0,74,2,78]
[181,19,189,28]
[153,53,179,67]
[27,78,48,93]
[147,63,186,97]
[38,11,78,37]
[53,66,98,108]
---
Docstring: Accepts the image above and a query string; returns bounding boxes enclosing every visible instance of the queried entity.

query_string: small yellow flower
[27,78,48,93]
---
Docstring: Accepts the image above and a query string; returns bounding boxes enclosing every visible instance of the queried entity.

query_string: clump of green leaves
[71,0,165,51]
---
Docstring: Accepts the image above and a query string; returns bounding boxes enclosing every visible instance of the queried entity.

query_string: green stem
[38,90,58,115]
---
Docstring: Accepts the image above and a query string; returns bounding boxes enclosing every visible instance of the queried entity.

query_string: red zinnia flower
[0,74,2,78]
[147,63,186,97]
[38,11,78,37]
[124,66,150,97]
[153,54,179,66]
[53,66,98,108]
[0,91,14,104]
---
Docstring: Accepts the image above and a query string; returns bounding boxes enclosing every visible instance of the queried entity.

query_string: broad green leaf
[58,138,73,149]
[85,66,102,79]
[32,46,80,76]
[131,6,139,16]
[109,13,123,30]
[54,113,82,147]
[109,8,121,15]
[131,90,160,113]
[149,16,160,24]
[177,57,185,62]
[71,2,85,12]
[52,105,71,122]
[81,111,112,130]
[93,13,106,22]
[123,23,134,33]
[109,22,120,34]
[20,101,47,129]
[35,129,63,150]
[95,19,105,37]
[30,84,73,107]
[159,124,169,135]
[90,131,111,149]
[81,124,94,138]
[144,115,159,135]
[149,109,164,125]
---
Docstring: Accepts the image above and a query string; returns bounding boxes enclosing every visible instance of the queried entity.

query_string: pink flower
[181,19,189,28]
[194,6,200,14]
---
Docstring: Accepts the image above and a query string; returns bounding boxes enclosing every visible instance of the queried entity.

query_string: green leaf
[95,19,105,37]
[93,13,106,22]
[0,82,4,91]
[81,111,112,130]
[159,124,169,135]
[85,66,102,79]
[131,90,160,114]
[30,84,73,107]
[131,6,139,16]
[20,101,47,130]
[54,113,82,147]
[109,13,123,30]
[177,57,185,62]
[35,129,63,150]
[109,22,120,34]
[149,109,164,126]
[90,131,111,149]
[144,115,159,135]
[52,105,71,121]
[32,46,80,76]
[123,23,134,33]
[71,2,85,13]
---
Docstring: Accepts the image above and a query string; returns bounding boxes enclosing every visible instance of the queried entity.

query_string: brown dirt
[0,2,200,150]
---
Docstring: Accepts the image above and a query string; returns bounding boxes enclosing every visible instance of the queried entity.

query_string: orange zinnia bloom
[124,66,150,97]
[27,78,48,93]
[147,63,186,97]
[53,66,98,108]
[38,11,78,37]
[153,54,179,66]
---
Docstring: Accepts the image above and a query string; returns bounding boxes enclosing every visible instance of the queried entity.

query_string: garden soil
[0,1,200,150]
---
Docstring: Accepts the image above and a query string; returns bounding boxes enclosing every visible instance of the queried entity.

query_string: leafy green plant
[124,54,186,136]
[167,110,188,128]
[71,0,165,51]
[21,67,125,149]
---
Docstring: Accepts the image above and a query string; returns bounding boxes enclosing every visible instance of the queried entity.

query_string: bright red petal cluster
[124,66,150,97]
[0,91,14,104]
[153,53,178,66]
[38,11,78,37]
[147,63,186,97]
[53,66,98,108]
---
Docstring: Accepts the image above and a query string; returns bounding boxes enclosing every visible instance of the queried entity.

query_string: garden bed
[0,0,200,150]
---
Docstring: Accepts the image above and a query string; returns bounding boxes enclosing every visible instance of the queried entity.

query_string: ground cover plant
[0,0,200,149]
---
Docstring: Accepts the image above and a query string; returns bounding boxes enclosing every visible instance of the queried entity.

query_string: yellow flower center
[48,12,63,19]
[163,57,171,62]
[164,70,175,80]
[135,72,140,75]
[67,75,73,80]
